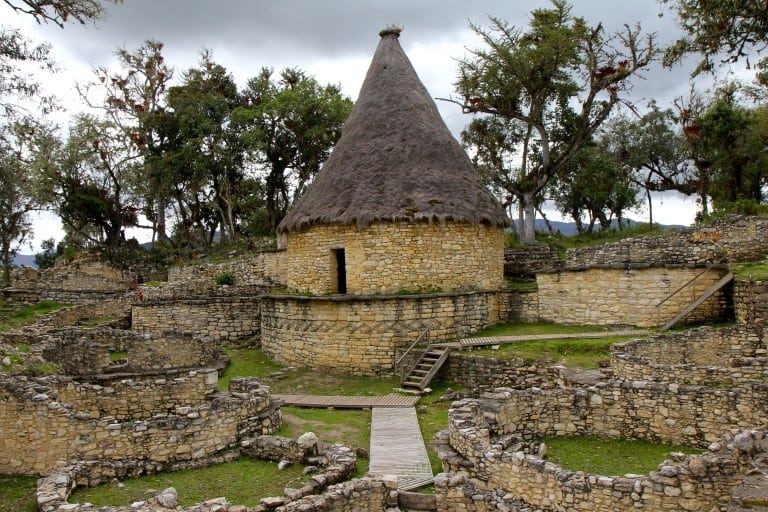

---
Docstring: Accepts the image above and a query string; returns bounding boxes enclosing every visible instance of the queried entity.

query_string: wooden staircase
[401,345,451,391]
[659,271,734,331]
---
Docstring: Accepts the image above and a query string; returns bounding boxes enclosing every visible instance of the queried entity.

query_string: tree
[234,68,353,232]
[660,0,768,76]
[38,115,140,250]
[551,143,639,234]
[600,105,687,227]
[164,52,245,244]
[78,40,174,242]
[2,0,120,27]
[449,0,658,243]
[0,121,45,285]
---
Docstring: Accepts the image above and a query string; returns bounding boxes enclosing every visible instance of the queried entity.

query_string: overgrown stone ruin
[0,214,767,511]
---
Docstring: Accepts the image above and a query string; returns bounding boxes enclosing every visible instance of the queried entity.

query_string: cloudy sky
[4,0,754,250]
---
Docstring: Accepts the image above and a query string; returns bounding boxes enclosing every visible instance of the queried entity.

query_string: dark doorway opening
[334,248,347,294]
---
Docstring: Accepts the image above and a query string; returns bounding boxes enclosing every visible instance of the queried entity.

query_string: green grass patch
[541,435,700,476]
[0,300,69,332]
[535,223,679,254]
[417,380,455,474]
[732,260,768,281]
[109,351,128,362]
[278,406,372,477]
[69,458,308,507]
[467,336,639,368]
[219,348,400,395]
[0,474,38,512]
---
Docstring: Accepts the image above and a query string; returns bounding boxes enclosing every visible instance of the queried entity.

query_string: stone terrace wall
[565,215,768,267]
[39,327,221,376]
[611,325,767,387]
[9,255,131,304]
[261,291,506,376]
[0,376,279,475]
[734,279,768,325]
[167,250,287,288]
[442,401,767,512]
[451,382,767,450]
[504,243,560,276]
[441,353,563,391]
[536,266,730,327]
[37,432,371,512]
[132,295,262,343]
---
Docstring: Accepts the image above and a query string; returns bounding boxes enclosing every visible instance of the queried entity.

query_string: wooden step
[400,345,451,390]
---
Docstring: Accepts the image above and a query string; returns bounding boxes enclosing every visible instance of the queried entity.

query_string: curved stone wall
[261,291,505,376]
[282,221,505,295]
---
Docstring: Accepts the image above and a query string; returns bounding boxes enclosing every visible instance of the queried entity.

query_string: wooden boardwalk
[456,329,650,347]
[273,394,420,408]
[368,407,433,490]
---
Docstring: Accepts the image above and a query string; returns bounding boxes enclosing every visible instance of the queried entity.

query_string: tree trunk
[519,192,537,244]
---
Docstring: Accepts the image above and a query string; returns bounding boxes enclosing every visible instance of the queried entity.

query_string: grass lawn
[467,335,642,368]
[0,300,69,332]
[68,458,309,507]
[0,474,38,512]
[732,259,768,281]
[542,435,701,476]
[470,322,615,337]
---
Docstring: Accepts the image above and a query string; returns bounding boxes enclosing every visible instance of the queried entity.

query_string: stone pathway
[368,407,433,491]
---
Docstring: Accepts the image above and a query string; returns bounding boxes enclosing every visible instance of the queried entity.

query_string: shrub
[215,271,235,286]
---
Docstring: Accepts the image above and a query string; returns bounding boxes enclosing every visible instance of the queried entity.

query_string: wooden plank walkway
[369,407,433,491]
[456,329,650,347]
[272,394,420,408]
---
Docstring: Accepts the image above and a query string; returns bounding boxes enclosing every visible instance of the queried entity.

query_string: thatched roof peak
[277,30,508,234]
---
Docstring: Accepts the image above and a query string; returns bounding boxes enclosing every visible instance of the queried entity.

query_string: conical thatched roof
[277,29,508,234]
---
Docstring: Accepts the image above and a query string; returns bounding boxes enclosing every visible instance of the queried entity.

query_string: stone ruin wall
[564,215,768,268]
[261,291,506,376]
[611,325,767,387]
[442,396,766,511]
[7,255,132,304]
[166,250,287,289]
[536,266,730,327]
[132,295,262,344]
[39,327,222,376]
[734,279,768,325]
[0,375,279,476]
[36,434,397,512]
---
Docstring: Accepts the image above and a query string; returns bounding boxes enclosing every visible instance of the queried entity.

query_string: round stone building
[261,29,509,375]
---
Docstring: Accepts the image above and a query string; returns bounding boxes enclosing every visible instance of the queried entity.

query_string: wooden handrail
[395,325,431,368]
[655,267,711,309]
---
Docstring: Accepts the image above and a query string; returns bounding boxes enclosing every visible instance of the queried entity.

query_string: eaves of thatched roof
[277,29,508,234]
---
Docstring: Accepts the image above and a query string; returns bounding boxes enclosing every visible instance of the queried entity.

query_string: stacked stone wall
[283,222,505,295]
[536,266,730,327]
[8,255,131,304]
[611,325,767,386]
[504,243,561,276]
[132,295,261,343]
[0,376,279,475]
[734,279,768,325]
[167,250,286,288]
[441,353,562,390]
[39,327,221,376]
[261,291,504,376]
[443,398,767,511]
[564,215,768,267]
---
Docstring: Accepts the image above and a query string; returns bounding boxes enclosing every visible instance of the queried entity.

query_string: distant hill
[13,253,37,268]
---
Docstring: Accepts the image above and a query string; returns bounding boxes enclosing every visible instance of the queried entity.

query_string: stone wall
[448,382,767,452]
[734,279,768,325]
[504,243,561,276]
[261,291,505,376]
[0,376,279,475]
[282,222,505,295]
[611,326,767,387]
[36,431,371,512]
[8,255,131,304]
[132,295,262,343]
[440,410,767,512]
[441,353,562,391]
[536,266,730,327]
[165,250,286,291]
[38,327,221,377]
[565,215,768,267]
